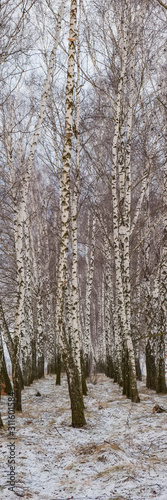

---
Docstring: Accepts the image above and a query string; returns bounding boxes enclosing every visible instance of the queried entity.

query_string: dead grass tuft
[95,463,134,478]
[75,440,122,457]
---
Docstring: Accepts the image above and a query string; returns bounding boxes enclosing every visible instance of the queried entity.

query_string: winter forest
[0,0,167,444]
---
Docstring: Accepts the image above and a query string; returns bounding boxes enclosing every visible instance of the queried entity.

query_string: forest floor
[0,373,167,500]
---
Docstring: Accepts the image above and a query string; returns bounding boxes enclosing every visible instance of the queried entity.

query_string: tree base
[146,341,156,390]
[135,357,142,381]
[1,354,13,394]
[56,352,61,385]
[37,355,45,379]
[65,357,86,428]
[22,356,33,386]
[14,382,22,411]
[80,351,88,396]
[122,346,140,403]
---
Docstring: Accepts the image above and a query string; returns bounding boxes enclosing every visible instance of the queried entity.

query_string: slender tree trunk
[57,0,86,427]
[133,250,142,381]
[36,287,45,379]
[156,161,167,393]
[1,350,13,394]
[56,348,61,385]
[9,1,65,406]
[71,23,87,395]
[40,202,56,375]
[104,237,115,379]
[22,215,34,385]
[0,300,24,388]
[0,329,4,427]
[13,200,26,410]
[111,3,139,402]
[84,214,96,376]
[143,180,157,390]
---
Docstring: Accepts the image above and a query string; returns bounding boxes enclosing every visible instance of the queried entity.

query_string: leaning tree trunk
[0,300,24,389]
[1,349,13,394]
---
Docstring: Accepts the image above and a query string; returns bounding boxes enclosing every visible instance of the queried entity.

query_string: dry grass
[75,440,122,458]
[95,463,134,479]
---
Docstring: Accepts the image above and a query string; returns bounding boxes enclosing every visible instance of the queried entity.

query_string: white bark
[143,177,156,389]
[70,10,82,373]
[84,213,96,370]
[97,282,104,366]
[22,215,34,384]
[0,327,3,426]
[57,0,86,427]
[111,2,139,400]
[2,3,65,394]
[104,235,119,376]
[41,201,55,373]
[156,160,167,391]
[57,0,78,352]
[33,222,45,378]
[160,160,167,331]
[29,201,45,378]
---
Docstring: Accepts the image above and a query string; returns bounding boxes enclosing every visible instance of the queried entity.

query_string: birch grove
[0,0,166,428]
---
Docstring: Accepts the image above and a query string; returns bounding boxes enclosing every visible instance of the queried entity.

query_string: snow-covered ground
[0,373,167,500]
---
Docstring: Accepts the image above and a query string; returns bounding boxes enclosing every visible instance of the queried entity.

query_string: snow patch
[0,374,167,499]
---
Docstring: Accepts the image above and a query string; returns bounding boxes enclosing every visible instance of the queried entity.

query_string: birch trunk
[111,2,139,402]
[42,203,56,375]
[133,249,142,381]
[104,237,115,379]
[7,124,27,402]
[35,230,45,379]
[144,180,157,390]
[84,214,96,376]
[29,206,45,380]
[0,301,24,389]
[13,196,26,410]
[71,18,87,395]
[22,215,34,385]
[1,344,13,395]
[36,287,45,379]
[156,161,167,393]
[0,328,4,427]
[57,0,86,427]
[101,272,106,369]
[4,3,65,408]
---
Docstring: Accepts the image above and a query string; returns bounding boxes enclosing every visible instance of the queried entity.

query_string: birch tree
[103,236,115,379]
[0,327,4,427]
[156,168,167,392]
[0,0,65,408]
[57,0,86,427]
[70,7,88,395]
[109,1,141,402]
[84,213,96,376]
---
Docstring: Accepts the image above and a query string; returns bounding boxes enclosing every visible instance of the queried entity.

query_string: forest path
[0,373,167,500]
